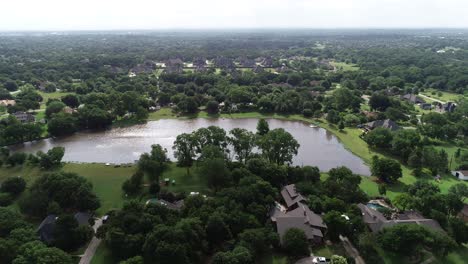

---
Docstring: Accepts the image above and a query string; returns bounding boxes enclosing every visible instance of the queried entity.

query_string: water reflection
[10,119,370,175]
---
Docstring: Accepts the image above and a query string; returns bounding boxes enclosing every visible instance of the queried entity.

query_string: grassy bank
[0,162,209,216]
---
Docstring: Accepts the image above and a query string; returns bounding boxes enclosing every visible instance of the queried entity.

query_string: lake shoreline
[10,117,371,176]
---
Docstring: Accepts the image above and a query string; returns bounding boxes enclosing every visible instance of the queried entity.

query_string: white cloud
[1,0,468,30]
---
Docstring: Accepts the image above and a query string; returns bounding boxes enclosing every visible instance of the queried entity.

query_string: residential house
[458,204,468,222]
[357,204,444,233]
[238,57,256,68]
[130,61,155,75]
[437,102,457,113]
[165,58,184,74]
[252,65,264,73]
[261,57,273,67]
[37,215,57,244]
[37,212,92,244]
[193,57,207,72]
[401,94,425,104]
[214,57,236,72]
[0,100,16,107]
[363,119,400,132]
[420,103,433,110]
[145,198,184,211]
[271,184,327,244]
[451,170,468,181]
[12,111,35,123]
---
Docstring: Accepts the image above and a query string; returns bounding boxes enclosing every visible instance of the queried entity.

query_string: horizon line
[1,27,468,33]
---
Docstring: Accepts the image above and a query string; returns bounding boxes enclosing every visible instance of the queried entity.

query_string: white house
[451,170,468,181]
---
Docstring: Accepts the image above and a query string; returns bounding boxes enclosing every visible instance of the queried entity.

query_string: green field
[0,161,210,216]
[330,61,360,71]
[37,91,73,109]
[420,89,465,103]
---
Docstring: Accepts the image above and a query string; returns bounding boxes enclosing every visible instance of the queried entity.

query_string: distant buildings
[0,100,16,107]
[451,170,468,181]
[12,111,35,123]
[129,61,156,76]
[357,203,444,233]
[164,58,184,74]
[436,101,457,113]
[270,184,327,244]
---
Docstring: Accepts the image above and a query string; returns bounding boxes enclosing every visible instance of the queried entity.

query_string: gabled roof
[276,216,323,242]
[287,202,327,229]
[357,204,444,233]
[273,185,327,243]
[37,215,57,244]
[364,119,400,131]
[281,184,306,208]
[402,94,425,104]
[74,212,91,226]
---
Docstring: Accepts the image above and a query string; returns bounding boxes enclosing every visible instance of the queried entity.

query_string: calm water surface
[10,119,370,175]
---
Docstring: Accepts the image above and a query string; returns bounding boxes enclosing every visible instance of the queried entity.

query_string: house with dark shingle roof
[401,94,425,104]
[357,203,444,233]
[271,184,327,244]
[37,215,57,244]
[363,119,400,132]
[37,212,92,244]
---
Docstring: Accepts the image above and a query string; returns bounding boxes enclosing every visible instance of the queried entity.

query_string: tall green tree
[173,133,196,174]
[256,119,269,135]
[258,128,299,165]
[228,128,256,163]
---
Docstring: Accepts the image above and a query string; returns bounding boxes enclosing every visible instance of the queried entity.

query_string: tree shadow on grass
[387,180,410,193]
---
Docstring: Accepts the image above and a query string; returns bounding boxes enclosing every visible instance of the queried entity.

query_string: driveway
[296,257,315,264]
[419,94,445,104]
[79,218,103,264]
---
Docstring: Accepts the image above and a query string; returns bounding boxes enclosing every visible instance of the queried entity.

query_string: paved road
[79,218,103,264]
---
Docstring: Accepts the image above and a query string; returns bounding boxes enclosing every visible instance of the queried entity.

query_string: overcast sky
[2,0,468,31]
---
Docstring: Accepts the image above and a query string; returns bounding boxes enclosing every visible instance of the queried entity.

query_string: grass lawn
[62,163,135,215]
[38,91,73,109]
[330,61,359,71]
[162,163,210,194]
[315,119,468,199]
[0,162,210,216]
[90,243,115,264]
[440,244,468,264]
[314,243,347,258]
[420,89,465,102]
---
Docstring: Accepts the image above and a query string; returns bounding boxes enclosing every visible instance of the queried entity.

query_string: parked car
[312,256,327,264]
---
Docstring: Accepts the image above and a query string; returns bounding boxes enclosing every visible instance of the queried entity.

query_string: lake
[10,118,371,175]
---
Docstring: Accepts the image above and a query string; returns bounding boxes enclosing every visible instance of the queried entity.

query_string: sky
[2,0,468,31]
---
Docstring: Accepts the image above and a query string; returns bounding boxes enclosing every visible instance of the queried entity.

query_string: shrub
[0,192,13,206]
[0,176,26,195]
